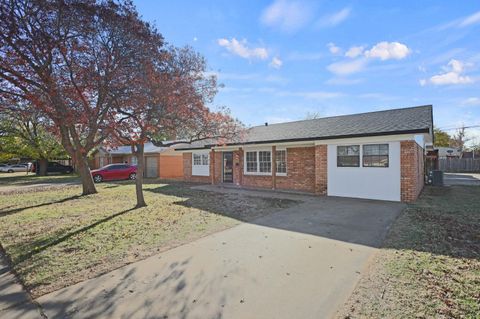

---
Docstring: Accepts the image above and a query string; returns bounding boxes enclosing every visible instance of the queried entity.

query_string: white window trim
[192,151,210,176]
[244,149,272,176]
[275,148,287,176]
[336,143,390,168]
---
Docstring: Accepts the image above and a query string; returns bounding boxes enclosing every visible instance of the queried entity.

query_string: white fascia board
[314,134,418,145]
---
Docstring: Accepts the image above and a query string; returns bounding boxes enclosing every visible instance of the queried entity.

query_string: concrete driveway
[37,191,404,319]
[444,173,480,186]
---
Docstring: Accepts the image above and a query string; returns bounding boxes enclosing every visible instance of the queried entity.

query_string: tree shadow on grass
[14,207,138,265]
[0,195,83,218]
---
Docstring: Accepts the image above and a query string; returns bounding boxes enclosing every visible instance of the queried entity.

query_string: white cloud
[327,42,342,55]
[327,58,367,76]
[345,46,364,58]
[325,77,363,85]
[193,37,198,42]
[316,7,351,28]
[269,56,283,69]
[420,59,474,86]
[260,0,313,32]
[462,97,480,106]
[458,11,480,27]
[364,41,411,60]
[217,38,268,60]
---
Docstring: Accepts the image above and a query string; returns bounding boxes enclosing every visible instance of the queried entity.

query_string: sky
[134,0,480,145]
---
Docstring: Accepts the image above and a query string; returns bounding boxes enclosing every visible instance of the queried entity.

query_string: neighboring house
[177,105,433,203]
[90,142,184,179]
[436,147,461,158]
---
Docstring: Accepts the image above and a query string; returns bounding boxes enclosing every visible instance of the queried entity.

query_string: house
[177,105,434,202]
[90,142,184,179]
[436,146,461,158]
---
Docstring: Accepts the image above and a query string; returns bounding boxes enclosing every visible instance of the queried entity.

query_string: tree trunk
[75,151,97,195]
[38,158,48,176]
[134,144,147,208]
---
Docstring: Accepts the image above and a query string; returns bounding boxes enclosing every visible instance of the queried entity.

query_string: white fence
[439,158,480,172]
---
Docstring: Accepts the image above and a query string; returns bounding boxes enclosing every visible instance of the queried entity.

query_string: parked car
[0,164,28,173]
[90,164,137,183]
[40,162,74,174]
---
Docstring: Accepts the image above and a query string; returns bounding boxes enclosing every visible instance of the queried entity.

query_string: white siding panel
[192,151,210,176]
[327,142,401,201]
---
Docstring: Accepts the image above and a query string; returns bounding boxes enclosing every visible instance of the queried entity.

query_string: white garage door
[145,156,158,178]
[327,142,401,201]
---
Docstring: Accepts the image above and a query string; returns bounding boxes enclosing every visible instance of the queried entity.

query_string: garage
[326,141,401,201]
[145,156,158,178]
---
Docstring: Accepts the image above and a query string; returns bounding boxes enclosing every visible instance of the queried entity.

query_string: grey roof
[105,141,187,154]
[177,105,433,150]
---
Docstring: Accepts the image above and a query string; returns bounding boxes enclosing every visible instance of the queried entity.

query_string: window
[337,145,360,167]
[192,152,209,176]
[363,144,389,167]
[131,156,138,165]
[245,150,272,174]
[276,150,287,174]
[193,154,202,165]
[201,154,209,165]
[246,151,257,172]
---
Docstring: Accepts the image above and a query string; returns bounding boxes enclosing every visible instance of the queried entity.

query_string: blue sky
[134,0,480,144]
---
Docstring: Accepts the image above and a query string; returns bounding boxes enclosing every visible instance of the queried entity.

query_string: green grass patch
[0,172,80,187]
[339,186,480,319]
[0,181,297,297]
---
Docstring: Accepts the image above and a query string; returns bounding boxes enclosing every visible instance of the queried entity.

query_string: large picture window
[245,150,272,174]
[337,145,360,167]
[259,151,271,173]
[276,150,287,174]
[246,151,257,172]
[363,144,389,167]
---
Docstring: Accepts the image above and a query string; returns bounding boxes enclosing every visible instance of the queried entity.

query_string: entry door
[145,156,158,178]
[223,152,233,183]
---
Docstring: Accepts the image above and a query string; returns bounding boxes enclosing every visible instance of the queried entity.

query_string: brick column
[401,141,424,202]
[233,148,243,186]
[315,145,328,195]
[272,146,276,190]
[210,150,215,185]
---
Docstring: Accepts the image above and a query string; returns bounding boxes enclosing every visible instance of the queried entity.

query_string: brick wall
[314,145,328,195]
[233,149,243,185]
[276,147,316,193]
[401,141,425,202]
[182,152,210,183]
[212,151,222,184]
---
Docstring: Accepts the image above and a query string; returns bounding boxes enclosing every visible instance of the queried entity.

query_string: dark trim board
[176,128,431,151]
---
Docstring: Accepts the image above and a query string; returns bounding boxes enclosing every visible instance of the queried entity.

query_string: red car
[91,164,137,183]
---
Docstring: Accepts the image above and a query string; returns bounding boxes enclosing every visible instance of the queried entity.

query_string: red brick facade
[400,141,425,202]
[276,147,316,192]
[182,153,210,183]
[183,140,425,202]
[314,145,328,195]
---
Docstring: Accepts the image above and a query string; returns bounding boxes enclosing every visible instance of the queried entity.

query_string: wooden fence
[439,158,480,172]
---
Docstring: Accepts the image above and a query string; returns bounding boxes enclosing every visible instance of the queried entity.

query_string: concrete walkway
[444,173,480,186]
[37,190,404,319]
[0,253,42,319]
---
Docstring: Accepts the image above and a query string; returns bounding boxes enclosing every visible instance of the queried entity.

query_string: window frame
[275,149,287,176]
[337,145,360,167]
[244,149,272,175]
[191,151,210,176]
[362,143,389,168]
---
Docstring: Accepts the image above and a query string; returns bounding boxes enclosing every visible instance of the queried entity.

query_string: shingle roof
[177,105,433,150]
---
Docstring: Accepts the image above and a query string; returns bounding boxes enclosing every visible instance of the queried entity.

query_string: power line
[437,124,480,131]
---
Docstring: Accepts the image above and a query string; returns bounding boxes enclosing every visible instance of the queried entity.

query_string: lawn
[0,172,79,189]
[338,186,480,319]
[0,181,298,298]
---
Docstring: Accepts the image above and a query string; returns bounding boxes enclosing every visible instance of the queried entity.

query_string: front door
[223,152,233,183]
